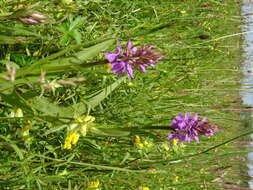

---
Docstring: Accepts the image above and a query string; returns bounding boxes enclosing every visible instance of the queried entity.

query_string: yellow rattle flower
[63,132,80,149]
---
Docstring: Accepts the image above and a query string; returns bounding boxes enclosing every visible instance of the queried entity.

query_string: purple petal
[126,64,134,78]
[116,45,122,54]
[168,133,176,140]
[178,121,186,130]
[184,113,190,120]
[192,129,198,136]
[104,52,118,62]
[185,135,191,143]
[111,61,125,75]
[131,46,137,54]
[125,38,132,56]
[175,114,183,121]
[178,134,186,142]
[147,62,155,67]
[171,119,178,128]
[138,64,147,73]
[126,38,132,49]
[193,113,198,121]
[194,135,199,142]
[201,117,207,122]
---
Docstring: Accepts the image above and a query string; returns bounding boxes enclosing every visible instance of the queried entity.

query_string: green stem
[157,129,253,165]
[33,154,165,173]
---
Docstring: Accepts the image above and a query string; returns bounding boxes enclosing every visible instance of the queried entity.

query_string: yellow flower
[63,115,95,149]
[10,108,23,118]
[105,63,111,72]
[79,124,87,136]
[136,142,144,149]
[133,136,153,150]
[76,115,95,123]
[170,138,178,146]
[174,176,179,183]
[133,135,141,144]
[71,133,80,144]
[138,187,150,190]
[63,139,71,149]
[128,82,134,87]
[133,135,144,149]
[76,115,95,136]
[83,115,95,123]
[58,169,68,176]
[75,116,83,123]
[21,120,31,137]
[143,140,153,148]
[63,132,80,149]
[87,180,100,188]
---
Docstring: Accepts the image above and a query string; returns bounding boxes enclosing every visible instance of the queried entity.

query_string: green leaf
[82,138,101,150]
[30,96,76,118]
[0,35,36,44]
[43,124,68,136]
[41,175,66,182]
[72,30,82,44]
[69,16,84,31]
[15,38,115,77]
[90,127,130,137]
[0,24,41,38]
[86,76,126,110]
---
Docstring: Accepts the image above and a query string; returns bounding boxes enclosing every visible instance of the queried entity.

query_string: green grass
[0,0,248,189]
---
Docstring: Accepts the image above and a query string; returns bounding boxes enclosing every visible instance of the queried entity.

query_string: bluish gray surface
[241,0,253,188]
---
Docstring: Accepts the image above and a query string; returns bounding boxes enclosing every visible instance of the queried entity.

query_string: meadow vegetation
[0,0,249,189]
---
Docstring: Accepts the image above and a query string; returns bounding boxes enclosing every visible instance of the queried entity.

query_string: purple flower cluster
[168,113,217,143]
[104,39,163,78]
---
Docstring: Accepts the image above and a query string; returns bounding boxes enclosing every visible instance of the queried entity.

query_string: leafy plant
[56,14,85,45]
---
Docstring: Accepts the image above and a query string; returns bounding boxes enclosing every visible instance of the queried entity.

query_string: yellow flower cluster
[63,115,95,149]
[75,115,95,123]
[63,132,80,149]
[10,108,23,118]
[133,135,143,149]
[76,115,95,136]
[87,180,100,189]
[87,180,100,188]
[133,135,153,150]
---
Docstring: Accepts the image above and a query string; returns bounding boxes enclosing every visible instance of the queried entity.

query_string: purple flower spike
[104,38,163,79]
[168,113,218,143]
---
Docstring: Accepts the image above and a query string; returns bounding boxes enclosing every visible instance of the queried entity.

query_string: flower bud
[10,108,23,118]
[18,11,47,24]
